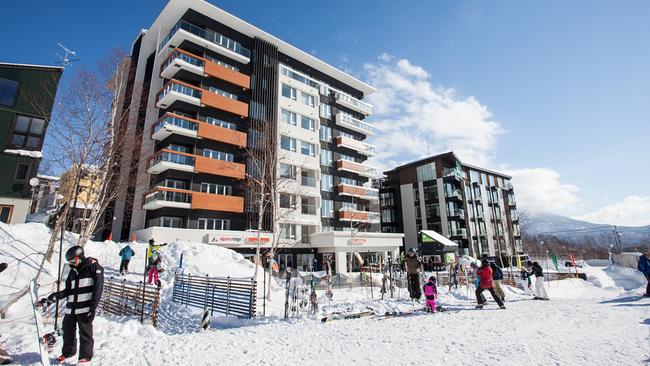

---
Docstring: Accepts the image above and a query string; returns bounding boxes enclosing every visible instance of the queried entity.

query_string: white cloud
[575,196,650,227]
[364,53,503,174]
[504,168,581,213]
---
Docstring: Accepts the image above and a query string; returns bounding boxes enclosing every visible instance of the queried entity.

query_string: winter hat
[481,258,489,267]
[429,276,436,283]
[149,239,155,245]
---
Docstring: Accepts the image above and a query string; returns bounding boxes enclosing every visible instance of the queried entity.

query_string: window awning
[419,230,459,252]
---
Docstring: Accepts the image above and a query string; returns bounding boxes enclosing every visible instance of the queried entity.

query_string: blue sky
[1,0,649,226]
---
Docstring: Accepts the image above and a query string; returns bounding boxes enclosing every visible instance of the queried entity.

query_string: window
[208,86,237,100]
[481,173,487,185]
[280,193,297,209]
[280,223,296,239]
[279,163,297,180]
[9,115,47,150]
[200,183,232,195]
[340,154,355,162]
[380,192,394,206]
[341,177,358,186]
[340,131,356,139]
[321,199,334,218]
[300,141,316,157]
[281,84,297,100]
[381,209,395,223]
[416,162,436,182]
[280,136,296,152]
[320,149,333,166]
[470,170,480,183]
[0,205,13,224]
[204,116,237,130]
[341,201,357,210]
[205,55,239,71]
[301,91,315,107]
[281,109,297,126]
[160,179,187,189]
[15,163,30,181]
[321,174,333,191]
[166,144,190,153]
[198,218,230,230]
[148,216,183,228]
[203,148,234,162]
[488,175,495,187]
[301,197,317,215]
[319,126,332,142]
[319,103,332,119]
[0,78,18,106]
[301,169,317,187]
[301,116,316,131]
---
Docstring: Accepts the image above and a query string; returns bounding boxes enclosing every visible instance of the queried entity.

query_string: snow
[1,223,649,365]
[2,149,43,158]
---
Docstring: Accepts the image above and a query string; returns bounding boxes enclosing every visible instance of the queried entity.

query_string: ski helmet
[481,258,489,267]
[429,276,436,283]
[149,239,155,245]
[65,246,85,263]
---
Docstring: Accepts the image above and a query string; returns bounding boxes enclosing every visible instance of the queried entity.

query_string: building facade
[0,63,62,224]
[29,174,61,215]
[108,0,402,273]
[379,152,522,263]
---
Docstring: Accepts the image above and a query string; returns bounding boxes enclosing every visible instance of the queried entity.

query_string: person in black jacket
[490,262,505,302]
[42,246,104,364]
[530,261,549,300]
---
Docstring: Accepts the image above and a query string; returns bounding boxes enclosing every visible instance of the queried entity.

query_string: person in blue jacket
[119,244,135,275]
[638,250,650,297]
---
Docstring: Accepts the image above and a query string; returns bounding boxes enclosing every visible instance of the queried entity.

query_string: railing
[443,168,464,180]
[144,189,191,205]
[172,273,257,318]
[336,136,376,155]
[448,208,465,218]
[335,92,374,115]
[158,80,201,102]
[99,277,161,327]
[508,196,516,206]
[152,150,195,167]
[153,114,198,134]
[445,189,463,200]
[301,175,317,187]
[161,49,205,73]
[340,207,381,222]
[301,205,318,215]
[336,113,375,135]
[159,20,251,59]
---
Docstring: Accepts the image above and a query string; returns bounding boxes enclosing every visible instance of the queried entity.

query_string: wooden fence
[98,277,161,327]
[172,273,257,318]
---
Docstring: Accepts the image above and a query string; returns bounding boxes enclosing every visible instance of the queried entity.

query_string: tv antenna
[55,43,79,66]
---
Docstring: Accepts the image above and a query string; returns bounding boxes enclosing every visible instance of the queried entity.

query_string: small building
[0,63,63,224]
[29,174,61,214]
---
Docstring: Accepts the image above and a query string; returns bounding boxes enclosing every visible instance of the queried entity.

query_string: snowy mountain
[519,210,650,248]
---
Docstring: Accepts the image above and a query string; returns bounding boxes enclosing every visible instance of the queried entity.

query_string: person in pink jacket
[422,276,438,312]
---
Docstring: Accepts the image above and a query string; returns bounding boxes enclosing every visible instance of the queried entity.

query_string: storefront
[419,230,459,271]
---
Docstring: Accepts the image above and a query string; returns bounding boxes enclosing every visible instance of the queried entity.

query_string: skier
[520,265,534,296]
[147,249,163,287]
[403,248,422,300]
[470,262,486,304]
[422,276,438,312]
[637,250,650,297]
[147,239,167,266]
[530,261,549,300]
[118,243,135,275]
[448,263,459,291]
[475,259,506,309]
[41,246,104,364]
[490,261,505,302]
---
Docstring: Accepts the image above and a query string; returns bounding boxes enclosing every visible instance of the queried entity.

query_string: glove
[85,311,95,322]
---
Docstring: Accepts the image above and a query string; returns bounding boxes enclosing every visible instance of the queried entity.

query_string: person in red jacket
[475,259,506,309]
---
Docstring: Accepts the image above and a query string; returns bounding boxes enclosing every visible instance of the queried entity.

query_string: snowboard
[29,280,52,366]
[321,310,375,323]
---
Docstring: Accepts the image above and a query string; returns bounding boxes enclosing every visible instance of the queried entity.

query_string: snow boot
[78,358,91,365]
[475,304,484,309]
[155,279,162,288]
[56,355,66,364]
[499,305,506,309]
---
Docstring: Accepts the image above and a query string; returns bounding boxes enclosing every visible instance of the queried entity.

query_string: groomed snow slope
[1,223,649,365]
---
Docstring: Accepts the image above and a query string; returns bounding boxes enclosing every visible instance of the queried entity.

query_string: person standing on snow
[422,276,438,312]
[449,263,459,291]
[147,249,164,287]
[146,239,167,266]
[118,243,135,275]
[490,261,506,302]
[520,265,534,296]
[637,251,650,297]
[475,259,506,309]
[530,261,549,300]
[403,248,422,300]
[41,246,104,365]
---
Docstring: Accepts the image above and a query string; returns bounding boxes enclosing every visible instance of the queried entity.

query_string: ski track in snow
[0,223,649,365]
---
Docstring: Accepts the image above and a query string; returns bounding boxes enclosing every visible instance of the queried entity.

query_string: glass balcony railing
[159,20,251,59]
[162,49,205,72]
[158,81,201,102]
[153,115,198,134]
[335,92,373,115]
[301,176,317,188]
[153,151,195,166]
[145,190,191,205]
[445,189,463,200]
[336,113,374,135]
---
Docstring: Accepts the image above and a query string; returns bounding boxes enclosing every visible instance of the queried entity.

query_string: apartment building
[379,152,522,268]
[0,63,62,224]
[109,0,402,273]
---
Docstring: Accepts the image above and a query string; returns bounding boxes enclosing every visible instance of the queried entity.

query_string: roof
[144,0,376,96]
[420,230,459,250]
[384,151,512,179]
[0,63,64,73]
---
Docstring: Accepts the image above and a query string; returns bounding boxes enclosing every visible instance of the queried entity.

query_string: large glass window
[148,216,183,228]
[279,163,297,180]
[341,177,359,186]
[301,169,317,187]
[15,163,29,181]
[340,154,355,162]
[301,116,316,131]
[300,141,316,157]
[203,148,233,162]
[416,162,436,182]
[160,179,187,189]
[280,136,296,152]
[381,209,395,223]
[0,78,18,106]
[380,192,394,206]
[319,103,331,119]
[280,193,297,209]
[321,174,333,191]
[470,170,480,183]
[320,149,332,166]
[280,223,296,239]
[301,91,315,107]
[281,109,297,126]
[281,84,297,100]
[301,197,317,215]
[321,199,334,218]
[8,115,47,150]
[200,183,232,195]
[198,218,230,230]
[319,126,332,142]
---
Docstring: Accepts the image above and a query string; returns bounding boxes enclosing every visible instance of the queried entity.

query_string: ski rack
[172,273,257,318]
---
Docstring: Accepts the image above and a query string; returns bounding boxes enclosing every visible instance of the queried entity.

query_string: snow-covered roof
[36,174,60,181]
[420,230,459,249]
[3,149,43,158]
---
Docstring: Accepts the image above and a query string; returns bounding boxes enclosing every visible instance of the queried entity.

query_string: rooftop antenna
[55,43,79,66]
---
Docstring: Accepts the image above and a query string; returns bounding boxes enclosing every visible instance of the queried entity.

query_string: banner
[550,255,559,272]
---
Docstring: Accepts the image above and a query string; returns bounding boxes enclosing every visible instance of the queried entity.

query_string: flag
[550,255,559,271]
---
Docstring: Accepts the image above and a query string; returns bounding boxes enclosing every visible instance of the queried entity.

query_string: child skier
[147,250,163,287]
[422,276,438,312]
[118,243,135,275]
[520,266,533,296]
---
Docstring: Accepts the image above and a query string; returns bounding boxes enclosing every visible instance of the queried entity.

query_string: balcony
[147,149,245,179]
[156,80,248,118]
[445,189,463,201]
[335,112,374,135]
[338,208,380,224]
[158,20,251,64]
[160,48,250,90]
[152,114,198,140]
[336,160,378,178]
[510,211,519,221]
[143,186,244,213]
[334,91,373,116]
[448,208,465,220]
[335,136,376,156]
[450,228,467,238]
[503,181,514,191]
[443,168,464,182]
[337,183,379,201]
[508,197,516,207]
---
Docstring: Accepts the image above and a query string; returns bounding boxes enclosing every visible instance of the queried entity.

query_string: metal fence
[172,273,257,318]
[99,277,161,327]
